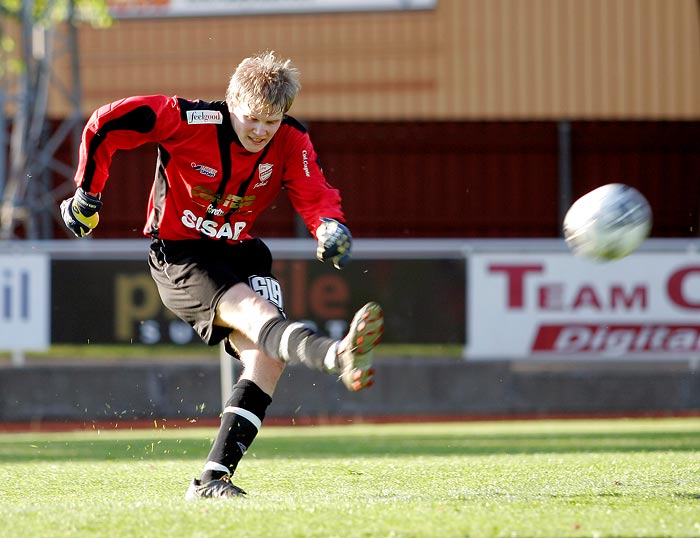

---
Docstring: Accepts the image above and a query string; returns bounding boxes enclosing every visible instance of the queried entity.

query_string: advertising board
[468,252,700,359]
[0,254,50,352]
[51,257,465,346]
[105,0,437,18]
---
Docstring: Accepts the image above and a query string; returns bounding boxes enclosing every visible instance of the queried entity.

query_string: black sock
[200,379,272,483]
[258,318,338,371]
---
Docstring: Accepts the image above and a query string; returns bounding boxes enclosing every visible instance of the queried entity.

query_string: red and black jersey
[74,94,345,242]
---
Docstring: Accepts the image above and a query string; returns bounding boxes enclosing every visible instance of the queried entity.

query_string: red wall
[55,121,700,239]
[308,121,559,238]
[570,122,700,238]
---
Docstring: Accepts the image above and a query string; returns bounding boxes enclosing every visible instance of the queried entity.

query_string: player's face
[230,102,284,153]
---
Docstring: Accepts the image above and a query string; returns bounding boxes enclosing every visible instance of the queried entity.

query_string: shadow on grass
[1,428,699,462]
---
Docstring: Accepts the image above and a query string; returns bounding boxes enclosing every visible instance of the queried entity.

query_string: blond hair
[226,51,301,115]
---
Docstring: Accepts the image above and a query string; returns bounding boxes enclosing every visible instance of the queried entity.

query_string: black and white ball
[563,183,652,261]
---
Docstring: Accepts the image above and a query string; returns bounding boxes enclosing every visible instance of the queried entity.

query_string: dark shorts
[148,238,285,349]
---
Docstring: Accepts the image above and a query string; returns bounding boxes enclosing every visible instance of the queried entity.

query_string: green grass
[1,419,700,537]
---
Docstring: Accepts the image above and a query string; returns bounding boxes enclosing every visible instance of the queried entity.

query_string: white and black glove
[60,188,102,237]
[316,217,352,270]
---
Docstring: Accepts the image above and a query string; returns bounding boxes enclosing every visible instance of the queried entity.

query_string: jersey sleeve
[73,95,182,194]
[281,130,346,237]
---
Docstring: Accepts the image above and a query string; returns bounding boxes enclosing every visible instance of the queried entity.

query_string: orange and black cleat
[336,302,384,391]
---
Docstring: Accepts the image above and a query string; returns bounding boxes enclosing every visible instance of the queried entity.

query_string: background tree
[0,0,109,239]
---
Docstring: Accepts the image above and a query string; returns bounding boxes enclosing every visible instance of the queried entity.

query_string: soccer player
[60,51,384,499]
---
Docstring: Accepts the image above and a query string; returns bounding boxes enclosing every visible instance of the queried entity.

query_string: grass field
[1,418,700,537]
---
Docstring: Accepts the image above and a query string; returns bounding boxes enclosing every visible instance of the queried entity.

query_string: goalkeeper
[60,51,384,500]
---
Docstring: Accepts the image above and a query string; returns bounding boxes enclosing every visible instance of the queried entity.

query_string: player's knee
[216,290,281,339]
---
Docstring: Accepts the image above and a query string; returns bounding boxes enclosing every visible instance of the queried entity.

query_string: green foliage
[0,0,111,27]
[1,419,700,537]
[0,0,110,78]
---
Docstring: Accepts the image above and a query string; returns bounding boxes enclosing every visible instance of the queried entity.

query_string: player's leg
[148,240,270,499]
[187,333,283,500]
[149,238,383,498]
[215,282,384,390]
[150,237,384,390]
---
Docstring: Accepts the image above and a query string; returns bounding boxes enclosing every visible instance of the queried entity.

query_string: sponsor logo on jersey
[254,163,273,188]
[192,186,255,209]
[191,162,218,178]
[302,150,311,177]
[186,110,223,124]
[181,209,247,240]
[206,204,225,216]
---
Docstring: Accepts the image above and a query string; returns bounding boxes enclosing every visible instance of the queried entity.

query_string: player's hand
[316,217,352,269]
[60,188,102,237]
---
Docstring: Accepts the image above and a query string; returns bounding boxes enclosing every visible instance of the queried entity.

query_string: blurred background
[1,0,699,426]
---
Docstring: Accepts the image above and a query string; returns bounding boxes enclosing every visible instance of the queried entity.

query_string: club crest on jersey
[191,162,218,178]
[186,110,223,124]
[254,163,273,188]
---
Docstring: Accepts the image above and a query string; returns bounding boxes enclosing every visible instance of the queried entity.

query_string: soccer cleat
[184,476,246,500]
[336,301,384,391]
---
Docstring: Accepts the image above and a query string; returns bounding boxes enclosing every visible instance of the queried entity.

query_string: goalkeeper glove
[60,188,102,237]
[316,217,352,270]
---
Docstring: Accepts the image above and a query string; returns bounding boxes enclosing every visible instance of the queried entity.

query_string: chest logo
[186,110,223,125]
[254,163,273,188]
[191,162,218,178]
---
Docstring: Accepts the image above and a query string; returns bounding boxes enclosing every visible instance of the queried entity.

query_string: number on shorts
[249,275,284,311]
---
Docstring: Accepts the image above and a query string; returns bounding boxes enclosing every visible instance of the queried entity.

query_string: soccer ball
[563,183,652,261]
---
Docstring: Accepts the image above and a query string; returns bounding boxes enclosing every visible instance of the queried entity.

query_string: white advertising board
[0,254,50,351]
[468,252,700,360]
[106,0,437,18]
